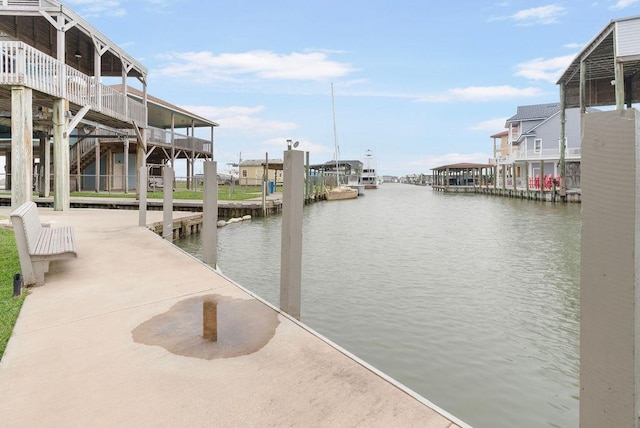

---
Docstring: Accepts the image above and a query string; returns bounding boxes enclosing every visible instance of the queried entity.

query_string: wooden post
[445,167,449,191]
[5,149,11,190]
[124,138,129,194]
[53,98,69,211]
[202,300,217,341]
[138,166,147,227]
[38,134,46,195]
[75,137,80,193]
[202,161,218,267]
[559,83,567,198]
[94,140,101,193]
[136,127,147,200]
[262,152,268,216]
[540,161,545,199]
[162,166,174,240]
[10,86,33,208]
[280,148,304,319]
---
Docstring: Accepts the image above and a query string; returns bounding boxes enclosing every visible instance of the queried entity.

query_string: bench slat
[32,227,77,256]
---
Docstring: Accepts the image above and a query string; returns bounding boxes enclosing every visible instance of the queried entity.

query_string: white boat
[326,83,358,201]
[360,149,378,189]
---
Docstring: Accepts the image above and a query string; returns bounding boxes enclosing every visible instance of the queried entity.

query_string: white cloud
[515,54,576,83]
[472,118,508,132]
[181,105,297,135]
[155,50,355,82]
[612,0,640,9]
[489,4,566,25]
[417,85,542,103]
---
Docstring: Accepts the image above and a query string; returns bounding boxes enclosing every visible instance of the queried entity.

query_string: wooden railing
[147,127,213,153]
[69,125,212,169]
[0,41,146,126]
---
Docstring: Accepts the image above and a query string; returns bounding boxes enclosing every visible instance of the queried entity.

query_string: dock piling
[203,300,217,342]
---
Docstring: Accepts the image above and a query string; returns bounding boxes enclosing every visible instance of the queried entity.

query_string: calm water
[175,184,581,428]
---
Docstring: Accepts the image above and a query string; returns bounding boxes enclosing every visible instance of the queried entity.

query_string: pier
[431,184,581,202]
[0,194,284,217]
[0,207,467,427]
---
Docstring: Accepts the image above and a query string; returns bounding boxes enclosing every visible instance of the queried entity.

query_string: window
[534,139,542,154]
[242,169,247,177]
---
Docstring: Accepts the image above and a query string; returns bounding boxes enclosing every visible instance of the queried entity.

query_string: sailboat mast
[331,82,340,186]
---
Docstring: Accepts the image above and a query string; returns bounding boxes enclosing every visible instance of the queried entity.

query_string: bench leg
[18,258,36,286]
[32,261,49,287]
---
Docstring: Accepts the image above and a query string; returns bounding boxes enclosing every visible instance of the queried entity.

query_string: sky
[14,0,640,177]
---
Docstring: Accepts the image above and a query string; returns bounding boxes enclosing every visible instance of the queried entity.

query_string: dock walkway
[0,207,466,427]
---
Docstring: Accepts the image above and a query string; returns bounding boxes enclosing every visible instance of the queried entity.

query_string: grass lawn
[0,225,25,361]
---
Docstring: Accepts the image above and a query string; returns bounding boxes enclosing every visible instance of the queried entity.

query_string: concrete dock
[0,207,467,427]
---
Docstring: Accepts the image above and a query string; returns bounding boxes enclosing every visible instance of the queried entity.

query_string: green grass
[70,184,266,201]
[0,226,26,361]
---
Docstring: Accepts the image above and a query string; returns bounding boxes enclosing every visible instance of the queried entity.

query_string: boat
[360,149,378,189]
[326,83,358,201]
[326,185,359,200]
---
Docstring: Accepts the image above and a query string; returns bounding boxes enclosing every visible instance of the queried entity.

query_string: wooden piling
[203,300,217,342]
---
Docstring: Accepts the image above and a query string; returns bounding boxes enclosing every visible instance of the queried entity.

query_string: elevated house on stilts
[0,0,218,210]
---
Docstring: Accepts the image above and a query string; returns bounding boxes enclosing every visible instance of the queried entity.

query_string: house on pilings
[0,0,218,210]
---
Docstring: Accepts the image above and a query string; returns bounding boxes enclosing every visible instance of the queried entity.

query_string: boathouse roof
[310,160,363,171]
[558,15,640,108]
[431,162,493,171]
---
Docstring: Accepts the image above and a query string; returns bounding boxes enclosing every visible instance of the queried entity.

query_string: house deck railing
[0,41,146,126]
[147,127,212,154]
[69,125,213,168]
[496,147,581,165]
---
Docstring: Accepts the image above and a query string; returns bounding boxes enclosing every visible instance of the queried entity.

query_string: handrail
[0,41,146,126]
[147,126,213,153]
[69,124,212,168]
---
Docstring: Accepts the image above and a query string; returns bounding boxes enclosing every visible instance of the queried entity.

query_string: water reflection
[176,185,581,428]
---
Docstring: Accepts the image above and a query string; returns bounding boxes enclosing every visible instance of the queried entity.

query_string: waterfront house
[491,130,509,163]
[494,103,591,191]
[239,159,283,186]
[0,0,218,209]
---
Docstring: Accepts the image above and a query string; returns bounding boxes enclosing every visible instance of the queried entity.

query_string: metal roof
[506,103,560,123]
[431,162,494,171]
[310,159,363,170]
[557,15,640,108]
[111,85,219,130]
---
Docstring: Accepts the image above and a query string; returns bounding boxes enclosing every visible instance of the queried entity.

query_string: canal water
[175,183,580,428]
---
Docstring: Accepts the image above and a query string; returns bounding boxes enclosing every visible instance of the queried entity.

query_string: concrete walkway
[0,207,467,427]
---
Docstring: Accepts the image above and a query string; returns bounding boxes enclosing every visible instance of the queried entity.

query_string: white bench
[10,201,77,286]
